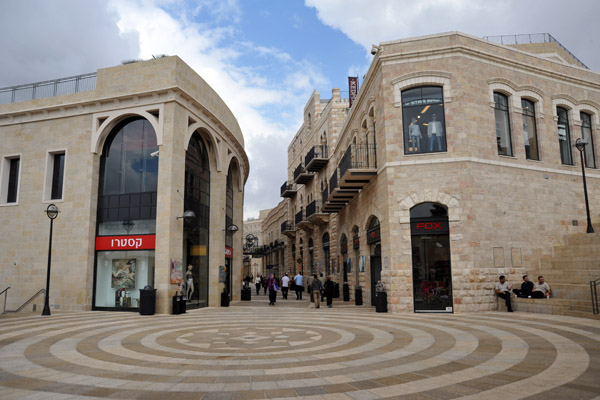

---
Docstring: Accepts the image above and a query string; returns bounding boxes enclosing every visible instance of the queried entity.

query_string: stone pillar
[209,168,226,307]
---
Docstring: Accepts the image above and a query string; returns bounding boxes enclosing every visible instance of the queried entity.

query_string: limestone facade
[0,56,248,314]
[273,32,600,313]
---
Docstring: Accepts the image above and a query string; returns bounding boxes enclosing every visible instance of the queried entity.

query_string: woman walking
[324,276,334,308]
[267,273,279,306]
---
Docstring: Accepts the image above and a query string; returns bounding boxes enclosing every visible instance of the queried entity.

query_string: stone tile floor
[1,292,599,399]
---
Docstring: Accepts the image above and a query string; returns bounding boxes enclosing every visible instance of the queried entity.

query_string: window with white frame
[1,156,21,204]
[494,92,513,156]
[580,112,596,168]
[557,107,573,165]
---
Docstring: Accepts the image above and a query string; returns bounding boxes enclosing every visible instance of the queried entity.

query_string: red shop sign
[96,235,156,251]
[225,246,234,258]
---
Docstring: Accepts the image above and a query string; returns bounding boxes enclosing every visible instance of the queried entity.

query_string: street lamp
[575,138,594,233]
[42,204,59,316]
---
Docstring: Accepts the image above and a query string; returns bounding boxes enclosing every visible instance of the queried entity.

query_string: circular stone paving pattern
[0,307,599,399]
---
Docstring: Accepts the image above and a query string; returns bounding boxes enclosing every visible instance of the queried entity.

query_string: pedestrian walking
[268,274,279,305]
[281,273,290,299]
[262,275,268,295]
[293,272,304,300]
[255,275,262,295]
[311,273,323,308]
[324,275,334,308]
[319,273,326,302]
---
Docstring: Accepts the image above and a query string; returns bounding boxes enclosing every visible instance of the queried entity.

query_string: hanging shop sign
[348,76,358,107]
[96,234,156,251]
[341,240,348,254]
[410,220,449,235]
[225,247,234,259]
[353,236,360,249]
[366,225,380,244]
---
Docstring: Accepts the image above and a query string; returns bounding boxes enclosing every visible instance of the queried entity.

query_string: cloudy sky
[1,0,599,218]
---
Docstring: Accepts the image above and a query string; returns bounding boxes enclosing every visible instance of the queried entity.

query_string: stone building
[276,32,600,313]
[0,56,248,314]
[261,200,289,278]
[242,208,271,277]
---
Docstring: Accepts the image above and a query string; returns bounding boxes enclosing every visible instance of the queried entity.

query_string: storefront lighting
[177,210,196,222]
[226,224,239,234]
[42,204,59,316]
[575,138,594,233]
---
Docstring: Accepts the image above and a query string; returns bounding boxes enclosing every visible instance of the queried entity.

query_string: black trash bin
[333,283,340,298]
[355,287,363,306]
[376,291,388,313]
[139,287,156,315]
[241,288,251,301]
[180,295,186,314]
[221,291,230,307]
[172,295,182,315]
[343,284,350,302]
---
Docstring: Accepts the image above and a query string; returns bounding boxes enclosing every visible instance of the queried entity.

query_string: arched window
[402,86,447,154]
[581,112,596,168]
[557,107,572,165]
[494,92,512,156]
[521,99,539,160]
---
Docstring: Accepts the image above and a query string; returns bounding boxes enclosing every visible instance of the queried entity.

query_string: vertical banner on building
[348,76,358,107]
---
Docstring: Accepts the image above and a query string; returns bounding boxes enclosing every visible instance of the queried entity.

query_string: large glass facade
[95,118,158,310]
[494,92,513,156]
[184,133,210,308]
[411,203,453,313]
[581,112,596,168]
[557,107,573,165]
[402,86,447,154]
[521,99,539,160]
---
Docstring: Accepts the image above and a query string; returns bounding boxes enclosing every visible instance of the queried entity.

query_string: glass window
[51,153,65,200]
[494,92,512,156]
[557,107,572,165]
[7,157,20,203]
[521,99,539,160]
[581,112,596,168]
[402,86,447,154]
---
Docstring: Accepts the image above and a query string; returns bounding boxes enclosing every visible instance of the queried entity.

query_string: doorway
[370,243,382,305]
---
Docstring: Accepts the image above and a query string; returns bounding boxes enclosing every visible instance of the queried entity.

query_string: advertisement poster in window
[170,258,182,284]
[359,256,365,272]
[112,259,136,289]
[219,265,227,283]
[347,258,352,273]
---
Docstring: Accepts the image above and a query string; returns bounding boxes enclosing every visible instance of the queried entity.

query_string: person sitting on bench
[495,275,513,312]
[531,276,552,298]
[512,275,534,298]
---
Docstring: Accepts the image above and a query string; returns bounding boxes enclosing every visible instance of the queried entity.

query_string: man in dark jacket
[311,273,323,308]
[512,275,534,298]
[324,276,334,308]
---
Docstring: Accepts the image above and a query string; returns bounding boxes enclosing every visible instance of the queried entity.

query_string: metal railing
[293,164,303,181]
[483,33,588,69]
[329,168,338,192]
[305,144,329,167]
[295,210,303,225]
[592,278,600,315]
[0,72,97,104]
[339,143,377,179]
[322,186,329,203]
[281,221,294,233]
[2,288,45,314]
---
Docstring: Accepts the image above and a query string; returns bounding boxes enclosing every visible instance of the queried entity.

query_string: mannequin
[186,264,194,301]
[408,117,421,152]
[427,113,443,152]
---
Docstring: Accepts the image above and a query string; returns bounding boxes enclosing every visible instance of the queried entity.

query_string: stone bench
[497,296,597,317]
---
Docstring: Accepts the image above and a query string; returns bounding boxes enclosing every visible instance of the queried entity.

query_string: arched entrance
[410,202,453,313]
[367,216,381,306]
[93,117,158,310]
[183,132,210,309]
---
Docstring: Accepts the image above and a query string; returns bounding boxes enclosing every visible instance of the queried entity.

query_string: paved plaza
[1,293,599,399]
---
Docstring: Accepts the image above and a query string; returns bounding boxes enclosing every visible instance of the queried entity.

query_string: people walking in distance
[324,276,334,308]
[311,273,323,309]
[531,276,552,298]
[294,271,304,300]
[512,275,534,298]
[262,275,268,295]
[319,273,326,302]
[281,273,290,299]
[267,274,279,305]
[495,275,513,312]
[255,275,262,295]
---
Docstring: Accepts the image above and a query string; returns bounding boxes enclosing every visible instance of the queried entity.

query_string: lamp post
[42,204,59,316]
[575,138,594,233]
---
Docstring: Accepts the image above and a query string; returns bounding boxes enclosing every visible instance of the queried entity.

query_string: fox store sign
[410,220,449,235]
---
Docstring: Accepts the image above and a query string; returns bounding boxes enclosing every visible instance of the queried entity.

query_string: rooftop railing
[0,72,97,104]
[483,33,588,69]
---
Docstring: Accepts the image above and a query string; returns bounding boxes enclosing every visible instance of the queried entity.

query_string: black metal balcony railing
[295,210,303,225]
[339,144,377,179]
[306,200,316,219]
[281,182,288,195]
[305,145,329,171]
[293,164,303,181]
[329,168,338,192]
[321,186,329,204]
[281,221,294,233]
[0,72,97,104]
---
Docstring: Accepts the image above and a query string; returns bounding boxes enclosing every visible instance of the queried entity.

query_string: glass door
[411,234,452,312]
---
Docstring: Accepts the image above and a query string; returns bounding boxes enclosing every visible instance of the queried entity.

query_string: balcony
[338,144,377,190]
[322,168,357,213]
[281,221,296,238]
[293,163,314,185]
[295,209,313,232]
[280,181,297,198]
[304,145,329,172]
[306,199,329,225]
